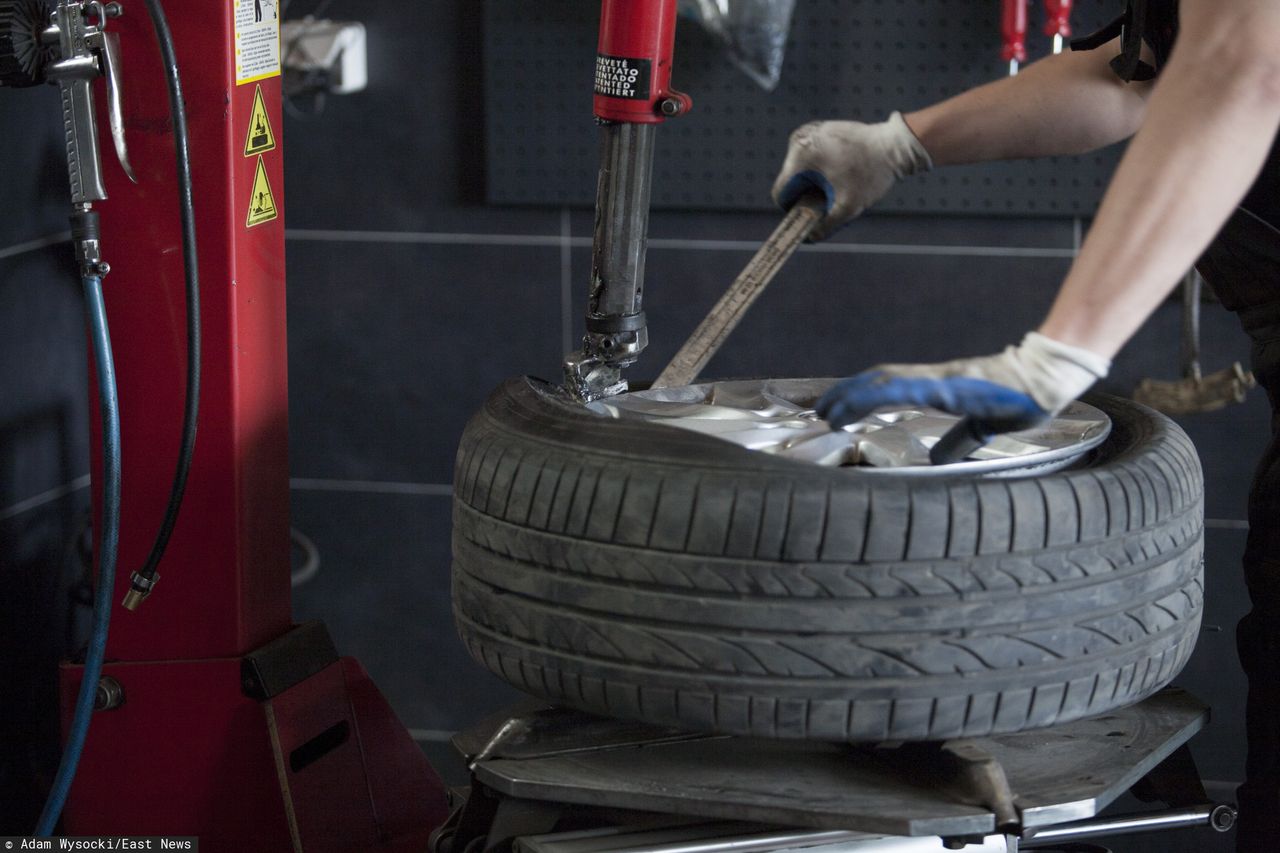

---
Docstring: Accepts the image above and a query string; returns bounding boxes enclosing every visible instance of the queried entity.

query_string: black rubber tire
[452,377,1204,741]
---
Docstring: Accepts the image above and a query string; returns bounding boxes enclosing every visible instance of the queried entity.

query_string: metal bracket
[865,741,1019,833]
[463,689,1211,839]
[240,620,340,700]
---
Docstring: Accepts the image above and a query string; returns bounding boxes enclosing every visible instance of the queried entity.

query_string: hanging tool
[1135,269,1256,415]
[653,196,824,389]
[1002,0,1027,75]
[564,0,692,401]
[1043,0,1073,55]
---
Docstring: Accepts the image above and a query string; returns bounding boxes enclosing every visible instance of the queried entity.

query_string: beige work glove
[818,332,1111,430]
[772,112,933,241]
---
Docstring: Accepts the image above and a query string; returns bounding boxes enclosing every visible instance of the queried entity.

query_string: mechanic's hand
[817,332,1111,431]
[772,112,933,242]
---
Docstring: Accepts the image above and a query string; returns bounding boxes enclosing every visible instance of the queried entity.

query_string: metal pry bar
[652,196,823,390]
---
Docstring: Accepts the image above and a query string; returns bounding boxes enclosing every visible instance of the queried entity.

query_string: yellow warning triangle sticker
[244,84,276,157]
[246,156,278,228]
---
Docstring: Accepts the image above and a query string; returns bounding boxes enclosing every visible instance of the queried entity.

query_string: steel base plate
[464,689,1207,839]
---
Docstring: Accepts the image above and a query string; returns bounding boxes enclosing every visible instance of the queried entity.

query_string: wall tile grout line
[288,477,453,496]
[0,231,72,262]
[0,475,91,522]
[758,242,1072,258]
[286,228,1076,259]
[286,229,572,247]
[407,728,456,743]
[560,207,574,357]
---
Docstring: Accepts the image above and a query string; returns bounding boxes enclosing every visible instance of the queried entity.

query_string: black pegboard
[484,0,1127,215]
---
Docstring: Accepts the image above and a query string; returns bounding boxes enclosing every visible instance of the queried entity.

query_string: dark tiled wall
[0,0,1264,837]
[484,0,1129,214]
[0,79,95,827]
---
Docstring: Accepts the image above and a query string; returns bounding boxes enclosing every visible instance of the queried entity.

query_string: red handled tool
[1002,0,1028,75]
[1044,0,1074,54]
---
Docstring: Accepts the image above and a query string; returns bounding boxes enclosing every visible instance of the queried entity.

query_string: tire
[451,377,1204,741]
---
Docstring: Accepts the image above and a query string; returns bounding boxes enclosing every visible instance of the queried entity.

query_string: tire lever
[653,195,825,389]
[931,410,1050,466]
[929,415,994,466]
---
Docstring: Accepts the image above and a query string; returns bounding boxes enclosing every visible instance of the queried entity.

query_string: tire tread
[449,380,1204,741]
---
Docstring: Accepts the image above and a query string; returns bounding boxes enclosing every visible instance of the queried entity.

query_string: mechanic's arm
[905,36,1153,165]
[774,35,1153,240]
[1040,0,1280,358]
[814,0,1280,433]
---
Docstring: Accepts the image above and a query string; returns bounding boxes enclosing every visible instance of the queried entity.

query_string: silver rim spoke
[588,378,1111,477]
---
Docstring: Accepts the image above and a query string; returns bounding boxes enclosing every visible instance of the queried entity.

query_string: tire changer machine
[0,0,1239,850]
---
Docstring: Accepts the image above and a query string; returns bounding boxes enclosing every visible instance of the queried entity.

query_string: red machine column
[61,2,447,846]
[96,0,291,661]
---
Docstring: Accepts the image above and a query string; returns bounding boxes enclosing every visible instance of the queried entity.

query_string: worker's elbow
[1234,22,1280,103]
[1183,9,1280,105]
[1253,55,1280,107]
[1236,62,1280,113]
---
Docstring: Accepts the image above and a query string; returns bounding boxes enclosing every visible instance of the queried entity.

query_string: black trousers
[1071,17,1280,846]
[1198,209,1280,851]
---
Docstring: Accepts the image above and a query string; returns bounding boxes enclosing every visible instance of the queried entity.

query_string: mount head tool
[564,0,692,402]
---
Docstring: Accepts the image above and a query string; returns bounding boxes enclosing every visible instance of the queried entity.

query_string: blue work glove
[817,332,1111,432]
[772,112,933,242]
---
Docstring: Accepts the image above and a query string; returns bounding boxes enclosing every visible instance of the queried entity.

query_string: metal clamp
[121,569,159,611]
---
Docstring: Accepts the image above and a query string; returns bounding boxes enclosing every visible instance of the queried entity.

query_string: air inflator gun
[1,0,135,269]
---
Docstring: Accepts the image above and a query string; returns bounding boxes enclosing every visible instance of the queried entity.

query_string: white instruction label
[594,54,651,100]
[234,0,280,85]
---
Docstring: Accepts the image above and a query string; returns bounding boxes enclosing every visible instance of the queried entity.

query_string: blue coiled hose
[34,274,121,835]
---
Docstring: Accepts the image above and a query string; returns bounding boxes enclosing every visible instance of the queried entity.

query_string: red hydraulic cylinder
[594,0,691,123]
[1001,0,1028,74]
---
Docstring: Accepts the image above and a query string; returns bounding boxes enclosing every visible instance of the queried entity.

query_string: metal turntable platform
[441,689,1235,852]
